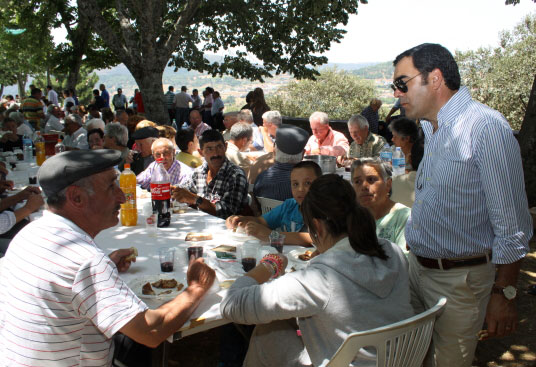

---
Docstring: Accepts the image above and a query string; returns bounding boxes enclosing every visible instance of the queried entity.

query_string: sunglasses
[390,72,422,93]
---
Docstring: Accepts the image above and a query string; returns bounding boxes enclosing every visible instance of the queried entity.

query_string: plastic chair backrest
[257,196,283,215]
[326,297,447,367]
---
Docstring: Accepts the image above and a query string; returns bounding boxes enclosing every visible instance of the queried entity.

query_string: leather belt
[415,253,491,270]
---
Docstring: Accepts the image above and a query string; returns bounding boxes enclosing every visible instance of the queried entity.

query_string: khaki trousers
[408,252,495,367]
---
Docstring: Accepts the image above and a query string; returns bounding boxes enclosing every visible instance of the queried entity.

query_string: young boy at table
[226,160,322,247]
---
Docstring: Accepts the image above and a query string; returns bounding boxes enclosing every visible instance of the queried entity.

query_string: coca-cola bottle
[150,158,171,227]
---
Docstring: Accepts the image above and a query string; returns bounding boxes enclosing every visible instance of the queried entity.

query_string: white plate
[128,275,185,300]
[288,248,314,263]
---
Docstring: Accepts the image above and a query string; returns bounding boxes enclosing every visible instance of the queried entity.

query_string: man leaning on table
[0,150,216,366]
[393,43,532,367]
[304,111,349,157]
[173,129,249,219]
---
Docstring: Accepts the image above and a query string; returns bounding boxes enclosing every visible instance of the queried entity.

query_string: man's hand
[0,180,14,192]
[23,193,44,213]
[19,186,42,200]
[484,294,517,339]
[187,258,216,291]
[225,215,246,230]
[172,187,197,205]
[109,248,136,273]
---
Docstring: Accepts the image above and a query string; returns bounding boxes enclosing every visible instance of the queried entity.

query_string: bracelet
[260,254,284,279]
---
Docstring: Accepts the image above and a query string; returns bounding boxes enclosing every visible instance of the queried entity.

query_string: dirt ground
[167,236,536,367]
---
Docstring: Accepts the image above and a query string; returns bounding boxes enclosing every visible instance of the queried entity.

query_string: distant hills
[2,57,394,108]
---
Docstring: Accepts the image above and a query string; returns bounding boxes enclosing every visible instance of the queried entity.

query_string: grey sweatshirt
[220,237,414,366]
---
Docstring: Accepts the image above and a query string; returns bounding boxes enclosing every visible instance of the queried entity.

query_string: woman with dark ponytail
[221,174,413,367]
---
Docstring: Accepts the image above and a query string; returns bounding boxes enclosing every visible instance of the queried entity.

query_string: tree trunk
[67,62,82,94]
[133,69,169,124]
[17,73,27,98]
[518,74,536,208]
[0,85,4,98]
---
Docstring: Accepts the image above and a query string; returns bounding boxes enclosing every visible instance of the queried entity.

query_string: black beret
[131,126,159,140]
[275,124,309,155]
[38,149,122,196]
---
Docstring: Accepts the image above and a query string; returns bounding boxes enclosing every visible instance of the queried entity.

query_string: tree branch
[160,0,201,64]
[77,0,137,69]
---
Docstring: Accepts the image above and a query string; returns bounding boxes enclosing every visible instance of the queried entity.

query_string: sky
[323,0,536,64]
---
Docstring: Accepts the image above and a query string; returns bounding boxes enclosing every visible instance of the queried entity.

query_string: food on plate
[142,282,155,295]
[298,250,314,261]
[151,279,178,289]
[185,232,213,241]
[177,283,184,291]
[219,280,235,289]
[124,247,138,262]
[159,290,173,295]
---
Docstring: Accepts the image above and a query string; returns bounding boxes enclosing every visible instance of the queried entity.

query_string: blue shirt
[262,198,304,232]
[253,162,294,201]
[101,89,110,108]
[406,87,532,263]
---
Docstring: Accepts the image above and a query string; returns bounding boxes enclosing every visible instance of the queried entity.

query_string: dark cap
[181,86,187,91]
[131,126,159,140]
[275,124,309,155]
[38,150,122,196]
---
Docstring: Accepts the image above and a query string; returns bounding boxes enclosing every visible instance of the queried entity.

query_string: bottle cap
[124,163,131,169]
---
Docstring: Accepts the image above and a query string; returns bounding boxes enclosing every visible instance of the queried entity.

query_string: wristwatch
[491,285,517,301]
[195,196,203,207]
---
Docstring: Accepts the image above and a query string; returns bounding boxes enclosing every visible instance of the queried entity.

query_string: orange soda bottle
[35,132,46,166]
[120,164,138,226]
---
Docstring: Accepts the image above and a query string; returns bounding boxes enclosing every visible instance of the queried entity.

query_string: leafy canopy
[267,68,376,120]
[455,13,536,130]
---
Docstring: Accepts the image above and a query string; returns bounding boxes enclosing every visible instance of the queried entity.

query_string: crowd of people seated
[0,41,532,367]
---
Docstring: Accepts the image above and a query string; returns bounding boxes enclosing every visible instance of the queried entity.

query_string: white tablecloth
[96,192,274,339]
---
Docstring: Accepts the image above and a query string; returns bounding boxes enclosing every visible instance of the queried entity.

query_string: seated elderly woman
[351,158,410,252]
[221,174,413,366]
[0,118,23,151]
[226,161,322,247]
[87,128,104,150]
[389,118,424,208]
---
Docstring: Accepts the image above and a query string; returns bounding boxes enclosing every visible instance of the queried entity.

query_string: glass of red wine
[240,241,259,272]
[159,247,175,272]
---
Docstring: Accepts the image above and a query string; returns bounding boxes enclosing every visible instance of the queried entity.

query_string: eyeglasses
[390,72,422,93]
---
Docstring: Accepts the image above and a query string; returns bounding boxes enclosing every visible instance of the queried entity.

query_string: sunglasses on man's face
[390,72,422,93]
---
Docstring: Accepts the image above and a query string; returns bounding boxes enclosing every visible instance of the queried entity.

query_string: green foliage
[456,14,536,130]
[32,67,100,105]
[266,68,376,120]
[351,61,394,79]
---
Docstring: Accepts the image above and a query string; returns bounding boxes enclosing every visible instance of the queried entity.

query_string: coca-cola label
[151,183,171,200]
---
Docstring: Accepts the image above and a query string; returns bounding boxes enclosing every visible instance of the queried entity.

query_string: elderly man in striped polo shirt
[0,150,215,366]
[393,43,532,367]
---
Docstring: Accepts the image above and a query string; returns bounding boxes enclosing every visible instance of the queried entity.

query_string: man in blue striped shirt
[392,43,532,367]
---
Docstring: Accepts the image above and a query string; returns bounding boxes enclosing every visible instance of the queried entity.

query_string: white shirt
[64,126,89,150]
[47,89,59,106]
[44,115,64,133]
[16,123,33,137]
[63,96,75,113]
[173,92,194,108]
[0,211,147,366]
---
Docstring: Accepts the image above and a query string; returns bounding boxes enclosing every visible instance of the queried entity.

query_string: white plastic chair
[257,196,283,215]
[326,297,447,367]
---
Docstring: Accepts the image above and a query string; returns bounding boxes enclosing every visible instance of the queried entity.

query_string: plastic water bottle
[120,163,138,226]
[181,122,188,130]
[22,135,33,162]
[379,144,392,166]
[54,139,65,154]
[150,158,171,227]
[392,147,406,176]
